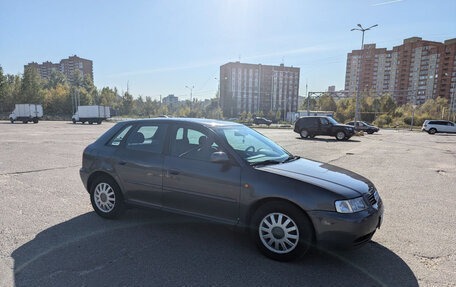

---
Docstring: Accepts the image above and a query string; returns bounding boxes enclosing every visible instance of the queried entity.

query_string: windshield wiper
[250,159,283,166]
[282,155,300,163]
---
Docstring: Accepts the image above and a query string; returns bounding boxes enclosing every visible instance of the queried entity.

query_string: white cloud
[371,0,404,7]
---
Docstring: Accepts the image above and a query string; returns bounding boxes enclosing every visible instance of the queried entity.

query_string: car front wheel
[336,131,346,141]
[90,176,125,219]
[251,201,313,261]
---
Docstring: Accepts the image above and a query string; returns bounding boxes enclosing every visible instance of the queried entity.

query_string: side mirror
[210,151,230,163]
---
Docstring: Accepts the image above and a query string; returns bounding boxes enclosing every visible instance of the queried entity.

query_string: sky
[1,0,455,101]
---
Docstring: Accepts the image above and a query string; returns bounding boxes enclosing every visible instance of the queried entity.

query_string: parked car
[253,117,272,126]
[345,121,379,134]
[422,120,456,134]
[9,104,43,124]
[80,118,383,261]
[294,116,355,140]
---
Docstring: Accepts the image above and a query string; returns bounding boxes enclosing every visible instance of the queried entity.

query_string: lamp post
[351,24,378,126]
[185,85,194,113]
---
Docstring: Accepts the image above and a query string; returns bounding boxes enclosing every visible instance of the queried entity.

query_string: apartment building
[220,62,300,118]
[345,37,456,106]
[25,55,93,84]
[162,94,179,105]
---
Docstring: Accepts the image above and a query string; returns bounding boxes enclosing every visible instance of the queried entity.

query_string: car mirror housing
[210,151,230,163]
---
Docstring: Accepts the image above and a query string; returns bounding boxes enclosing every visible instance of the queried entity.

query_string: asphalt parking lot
[0,120,455,287]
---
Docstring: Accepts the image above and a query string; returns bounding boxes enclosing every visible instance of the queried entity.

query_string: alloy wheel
[93,182,116,213]
[259,212,300,254]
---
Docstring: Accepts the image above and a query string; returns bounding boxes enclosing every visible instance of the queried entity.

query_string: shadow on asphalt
[295,137,361,143]
[12,209,418,287]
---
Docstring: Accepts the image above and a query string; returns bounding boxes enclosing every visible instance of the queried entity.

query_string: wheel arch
[87,171,122,194]
[244,197,316,242]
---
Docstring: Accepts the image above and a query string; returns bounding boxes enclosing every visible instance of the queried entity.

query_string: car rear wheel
[300,129,309,138]
[251,201,313,261]
[428,128,437,134]
[336,131,346,141]
[90,176,125,219]
[10,118,14,123]
[367,130,374,134]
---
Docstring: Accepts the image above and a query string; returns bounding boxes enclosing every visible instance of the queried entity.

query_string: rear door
[114,122,168,207]
[162,124,241,223]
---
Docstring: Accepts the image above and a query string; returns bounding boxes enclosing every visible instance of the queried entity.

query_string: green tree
[122,92,134,115]
[275,110,281,122]
[317,94,337,111]
[21,66,44,104]
[45,70,67,89]
[0,65,7,111]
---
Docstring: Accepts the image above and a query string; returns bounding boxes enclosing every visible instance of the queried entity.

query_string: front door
[319,117,332,135]
[162,124,241,223]
[114,122,168,207]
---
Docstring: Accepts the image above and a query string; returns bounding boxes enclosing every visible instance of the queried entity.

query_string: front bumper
[309,200,384,249]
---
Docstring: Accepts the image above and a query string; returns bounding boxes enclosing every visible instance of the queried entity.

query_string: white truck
[9,104,43,124]
[72,105,111,124]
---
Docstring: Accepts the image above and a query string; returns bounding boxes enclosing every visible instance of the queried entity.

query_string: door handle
[118,161,127,165]
[168,169,180,175]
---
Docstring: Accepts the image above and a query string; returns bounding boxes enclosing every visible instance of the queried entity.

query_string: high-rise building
[344,37,456,106]
[220,62,300,118]
[25,55,93,84]
[162,94,179,105]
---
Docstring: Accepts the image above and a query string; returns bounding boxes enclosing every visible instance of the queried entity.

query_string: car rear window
[107,125,132,146]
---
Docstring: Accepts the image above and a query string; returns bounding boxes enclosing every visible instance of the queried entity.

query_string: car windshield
[215,125,292,165]
[327,117,339,125]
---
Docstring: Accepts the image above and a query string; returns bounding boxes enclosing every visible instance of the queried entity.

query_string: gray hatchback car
[80,118,383,261]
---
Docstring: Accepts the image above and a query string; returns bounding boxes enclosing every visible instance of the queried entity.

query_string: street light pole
[351,24,378,126]
[185,85,194,114]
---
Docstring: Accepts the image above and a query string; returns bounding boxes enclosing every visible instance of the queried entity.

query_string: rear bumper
[79,167,90,191]
[309,201,384,249]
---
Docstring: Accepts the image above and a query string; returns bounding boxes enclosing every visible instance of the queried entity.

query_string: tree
[0,65,7,111]
[275,110,281,122]
[21,66,44,104]
[43,83,71,114]
[45,70,67,89]
[317,94,336,111]
[122,92,134,115]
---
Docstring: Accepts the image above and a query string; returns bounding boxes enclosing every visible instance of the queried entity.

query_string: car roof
[119,117,243,127]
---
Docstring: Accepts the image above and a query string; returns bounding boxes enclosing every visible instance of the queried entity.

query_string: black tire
[88,121,93,125]
[10,118,14,123]
[72,119,76,124]
[82,121,86,124]
[90,175,125,219]
[250,201,314,262]
[97,120,102,124]
[367,130,374,134]
[428,128,437,135]
[335,131,346,141]
[300,129,309,139]
[23,120,28,124]
[33,118,38,124]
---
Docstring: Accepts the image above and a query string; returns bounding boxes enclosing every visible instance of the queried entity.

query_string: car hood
[258,158,372,195]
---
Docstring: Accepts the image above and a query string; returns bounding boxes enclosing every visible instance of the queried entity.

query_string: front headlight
[335,197,367,213]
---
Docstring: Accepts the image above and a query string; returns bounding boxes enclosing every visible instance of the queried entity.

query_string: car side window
[107,125,132,146]
[125,123,167,153]
[320,118,329,125]
[170,126,220,161]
